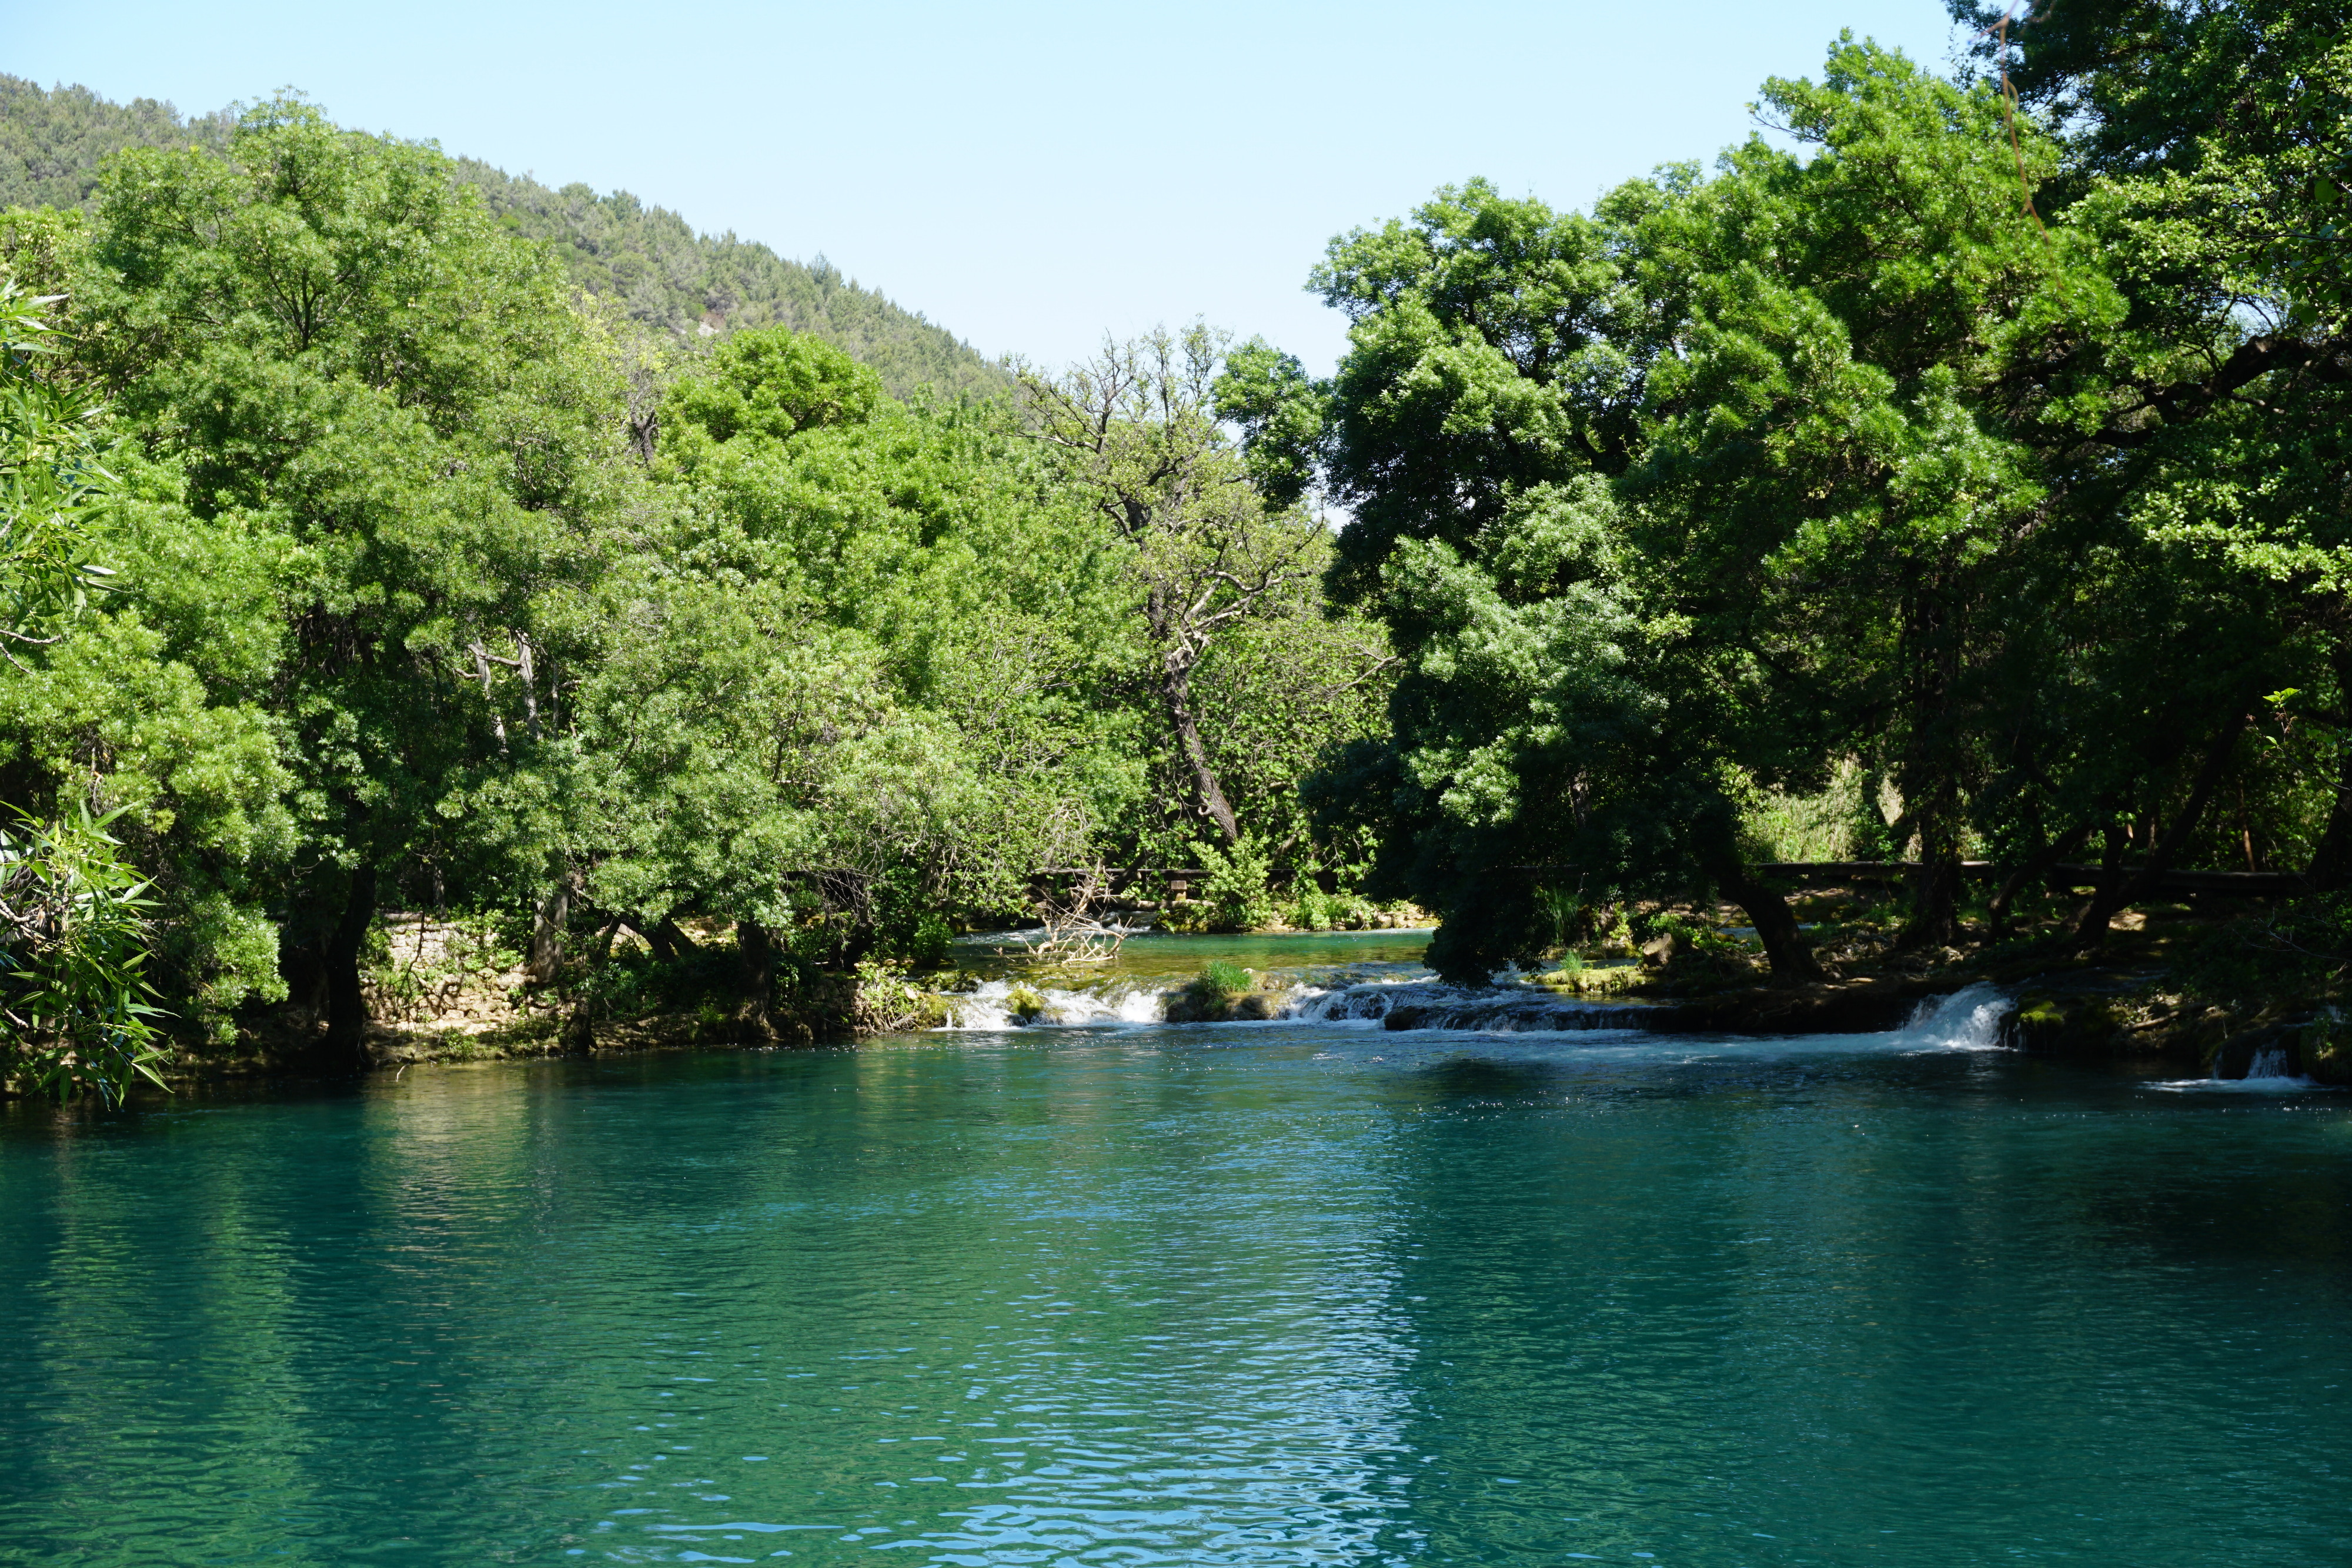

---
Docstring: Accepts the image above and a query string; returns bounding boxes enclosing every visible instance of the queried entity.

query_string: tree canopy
[0,93,1388,1085]
[1288,6,2350,984]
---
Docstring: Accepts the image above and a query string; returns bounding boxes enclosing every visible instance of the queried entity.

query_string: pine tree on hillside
[0,75,1004,401]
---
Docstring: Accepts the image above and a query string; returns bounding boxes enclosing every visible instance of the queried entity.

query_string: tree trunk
[2072,706,2251,948]
[526,877,569,986]
[323,863,377,1069]
[1901,845,1964,950]
[1898,776,1965,950]
[616,913,693,961]
[2308,751,2352,889]
[1989,821,2094,937]
[1159,668,1241,845]
[2069,820,2127,942]
[562,1001,596,1055]
[2308,646,2352,888]
[652,915,697,961]
[1700,845,1822,984]
[1892,569,1969,948]
[590,913,624,965]
[734,917,779,1042]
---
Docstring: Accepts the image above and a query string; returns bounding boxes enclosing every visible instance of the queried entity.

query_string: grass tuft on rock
[1166,959,1279,1022]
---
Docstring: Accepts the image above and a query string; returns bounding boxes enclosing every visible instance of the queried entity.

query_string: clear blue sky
[9,0,1969,373]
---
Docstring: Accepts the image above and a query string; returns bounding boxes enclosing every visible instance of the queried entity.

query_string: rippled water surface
[6,936,2352,1566]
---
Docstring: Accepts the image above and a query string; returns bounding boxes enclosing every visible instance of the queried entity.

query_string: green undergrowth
[1165,959,1282,1022]
[852,960,958,1033]
[2166,893,2352,1007]
[573,944,741,1027]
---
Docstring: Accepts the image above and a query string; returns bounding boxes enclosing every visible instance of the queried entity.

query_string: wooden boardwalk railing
[1759,861,2311,897]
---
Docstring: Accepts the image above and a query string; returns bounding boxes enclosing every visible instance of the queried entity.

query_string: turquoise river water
[5,930,2352,1565]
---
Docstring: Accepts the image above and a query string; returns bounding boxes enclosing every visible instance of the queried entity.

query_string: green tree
[0,231,299,1048]
[1304,171,1832,981]
[1947,0,2352,915]
[0,280,161,1100]
[570,325,1133,1028]
[1616,41,2135,948]
[72,95,627,1062]
[1018,325,1334,848]
[1305,41,2201,978]
[1312,27,2346,981]
[0,805,169,1102]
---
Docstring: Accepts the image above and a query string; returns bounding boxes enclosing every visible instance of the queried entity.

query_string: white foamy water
[934,977,1167,1029]
[1278,974,1649,1034]
[2148,1040,2336,1093]
[933,964,1658,1036]
[1889,982,2014,1052]
[927,965,2036,1070]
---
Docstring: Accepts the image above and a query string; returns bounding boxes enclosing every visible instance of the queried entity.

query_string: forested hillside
[0,74,1003,399]
[0,78,231,208]
[452,162,1003,399]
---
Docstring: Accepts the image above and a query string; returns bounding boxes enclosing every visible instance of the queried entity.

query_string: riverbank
[126,882,2347,1093]
[1532,886,2351,1082]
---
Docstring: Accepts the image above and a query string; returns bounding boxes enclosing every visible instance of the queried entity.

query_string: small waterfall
[2197,1029,2311,1084]
[930,970,1653,1034]
[934,977,1165,1029]
[923,968,2040,1050]
[2154,1029,2329,1092]
[1282,978,1434,1027]
[1279,977,1649,1034]
[2242,1045,2297,1081]
[1894,983,2013,1051]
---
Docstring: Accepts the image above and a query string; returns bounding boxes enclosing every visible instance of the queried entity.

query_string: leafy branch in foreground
[0,805,171,1103]
[0,282,170,1102]
[0,278,119,671]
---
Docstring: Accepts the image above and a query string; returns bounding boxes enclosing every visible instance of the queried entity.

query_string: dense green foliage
[0,76,231,210]
[1272,1,2351,984]
[1017,326,1389,864]
[9,0,2339,1076]
[0,281,171,1101]
[0,95,1385,1087]
[0,75,1000,401]
[0,804,169,1101]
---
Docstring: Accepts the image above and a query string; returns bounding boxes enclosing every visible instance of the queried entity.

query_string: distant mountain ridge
[0,75,1006,400]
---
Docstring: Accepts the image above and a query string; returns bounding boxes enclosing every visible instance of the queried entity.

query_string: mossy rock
[2305,1034,2352,1084]
[1162,984,1230,1023]
[903,994,957,1031]
[1163,963,1278,1022]
[1005,985,1048,1025]
[1526,964,1641,997]
[2007,992,2126,1056]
